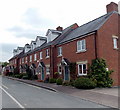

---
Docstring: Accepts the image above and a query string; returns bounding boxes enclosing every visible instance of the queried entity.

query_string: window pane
[79,65,82,74]
[77,41,81,51]
[113,38,117,48]
[82,40,85,50]
[83,64,87,74]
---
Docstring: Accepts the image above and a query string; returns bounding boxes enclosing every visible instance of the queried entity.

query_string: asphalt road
[1,76,109,109]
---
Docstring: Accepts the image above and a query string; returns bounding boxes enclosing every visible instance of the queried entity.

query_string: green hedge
[49,78,56,83]
[74,77,96,89]
[56,78,63,85]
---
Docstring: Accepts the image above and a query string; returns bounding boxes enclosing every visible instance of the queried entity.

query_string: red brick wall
[97,13,119,86]
[55,34,96,77]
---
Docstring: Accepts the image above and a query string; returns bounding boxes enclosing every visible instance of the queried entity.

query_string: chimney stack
[56,26,63,31]
[106,2,118,13]
[118,1,120,14]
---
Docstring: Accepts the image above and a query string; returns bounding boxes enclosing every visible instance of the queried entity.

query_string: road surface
[1,76,108,108]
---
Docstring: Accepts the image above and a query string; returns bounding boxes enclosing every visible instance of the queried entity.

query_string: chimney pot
[106,2,118,13]
[56,26,63,31]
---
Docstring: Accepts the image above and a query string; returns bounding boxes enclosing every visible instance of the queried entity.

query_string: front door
[64,66,69,81]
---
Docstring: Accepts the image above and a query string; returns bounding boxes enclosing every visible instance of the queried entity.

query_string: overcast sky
[0,0,119,62]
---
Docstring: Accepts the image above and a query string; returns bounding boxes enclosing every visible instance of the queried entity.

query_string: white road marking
[0,86,25,109]
[2,84,8,89]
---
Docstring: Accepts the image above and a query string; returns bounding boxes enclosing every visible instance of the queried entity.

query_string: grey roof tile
[58,11,118,44]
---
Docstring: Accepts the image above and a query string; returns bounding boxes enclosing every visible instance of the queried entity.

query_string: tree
[1,62,9,67]
[69,62,76,80]
[88,58,113,87]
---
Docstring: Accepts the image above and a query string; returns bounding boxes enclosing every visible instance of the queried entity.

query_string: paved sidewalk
[4,76,119,108]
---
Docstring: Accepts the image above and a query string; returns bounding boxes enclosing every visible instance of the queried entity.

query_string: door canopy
[61,58,70,66]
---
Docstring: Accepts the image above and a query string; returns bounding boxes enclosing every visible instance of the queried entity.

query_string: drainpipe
[94,31,98,59]
[50,45,54,78]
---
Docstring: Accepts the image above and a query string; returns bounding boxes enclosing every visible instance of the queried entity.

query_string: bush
[74,77,96,89]
[56,78,63,85]
[33,75,38,80]
[14,74,23,79]
[69,80,75,86]
[49,78,56,83]
[22,73,29,80]
[88,58,113,87]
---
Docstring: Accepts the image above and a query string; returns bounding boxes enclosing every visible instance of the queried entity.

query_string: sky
[0,0,119,62]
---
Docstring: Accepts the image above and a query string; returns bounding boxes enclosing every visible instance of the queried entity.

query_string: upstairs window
[30,55,32,62]
[58,47,62,56]
[46,49,49,58]
[22,58,24,64]
[77,39,86,52]
[34,54,37,61]
[15,59,16,64]
[26,57,27,63]
[113,38,118,49]
[40,52,42,59]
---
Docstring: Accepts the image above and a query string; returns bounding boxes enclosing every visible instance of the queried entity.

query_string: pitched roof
[58,11,118,44]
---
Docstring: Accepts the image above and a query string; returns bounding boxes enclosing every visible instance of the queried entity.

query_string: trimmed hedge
[49,78,56,83]
[74,77,96,89]
[56,78,63,85]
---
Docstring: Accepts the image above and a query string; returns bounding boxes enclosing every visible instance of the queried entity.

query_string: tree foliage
[88,58,113,87]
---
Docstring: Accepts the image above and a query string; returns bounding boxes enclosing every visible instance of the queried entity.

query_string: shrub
[74,77,96,89]
[22,73,29,80]
[22,75,29,79]
[33,75,38,80]
[49,78,56,83]
[69,80,75,86]
[88,58,113,87]
[56,78,63,85]
[14,74,23,79]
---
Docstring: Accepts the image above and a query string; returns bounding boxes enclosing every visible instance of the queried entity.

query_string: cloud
[7,8,56,39]
[7,26,45,39]
[23,8,55,28]
[0,43,17,62]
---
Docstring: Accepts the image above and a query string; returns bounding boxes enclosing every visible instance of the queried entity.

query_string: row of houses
[9,2,120,86]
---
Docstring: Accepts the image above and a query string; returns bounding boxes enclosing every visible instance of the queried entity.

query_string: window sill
[76,50,87,53]
[77,74,87,76]
[113,48,119,50]
[46,56,50,59]
[57,55,62,57]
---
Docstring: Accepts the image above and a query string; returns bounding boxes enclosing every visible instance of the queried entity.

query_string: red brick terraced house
[9,2,120,86]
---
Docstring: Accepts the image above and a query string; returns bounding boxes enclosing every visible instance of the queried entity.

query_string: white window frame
[22,58,24,64]
[20,59,21,64]
[58,65,62,74]
[46,66,50,74]
[34,53,37,61]
[113,38,118,49]
[58,47,62,56]
[46,49,49,58]
[77,39,86,52]
[40,52,42,59]
[78,63,87,76]
[26,57,27,63]
[15,59,16,64]
[30,55,32,62]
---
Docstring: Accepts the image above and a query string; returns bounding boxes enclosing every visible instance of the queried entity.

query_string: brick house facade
[9,2,120,86]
